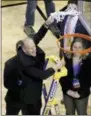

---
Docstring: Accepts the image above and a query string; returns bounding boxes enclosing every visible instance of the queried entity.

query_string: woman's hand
[67,90,80,98]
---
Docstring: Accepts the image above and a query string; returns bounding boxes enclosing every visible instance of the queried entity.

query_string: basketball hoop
[57,33,91,54]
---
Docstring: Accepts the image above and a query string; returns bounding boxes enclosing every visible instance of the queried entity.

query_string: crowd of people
[3,0,91,115]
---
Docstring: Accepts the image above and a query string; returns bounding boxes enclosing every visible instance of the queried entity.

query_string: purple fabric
[73,63,81,78]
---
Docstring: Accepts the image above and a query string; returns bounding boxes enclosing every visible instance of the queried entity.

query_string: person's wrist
[67,90,74,96]
[44,22,49,29]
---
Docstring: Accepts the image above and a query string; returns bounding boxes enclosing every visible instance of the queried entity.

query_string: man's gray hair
[16,37,35,52]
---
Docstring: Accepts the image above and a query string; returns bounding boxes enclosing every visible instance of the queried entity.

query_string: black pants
[6,100,41,115]
[6,101,25,115]
[22,103,41,115]
[22,99,42,115]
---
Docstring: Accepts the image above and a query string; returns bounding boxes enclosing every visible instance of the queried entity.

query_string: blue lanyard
[73,63,81,78]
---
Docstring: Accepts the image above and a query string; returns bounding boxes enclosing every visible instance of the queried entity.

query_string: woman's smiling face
[72,41,83,57]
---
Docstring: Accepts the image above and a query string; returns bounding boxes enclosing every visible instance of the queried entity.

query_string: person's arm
[4,62,20,89]
[60,77,71,93]
[60,77,80,98]
[4,62,12,89]
[23,66,55,80]
[33,24,48,45]
[33,16,55,44]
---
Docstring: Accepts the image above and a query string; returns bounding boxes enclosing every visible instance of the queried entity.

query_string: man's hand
[45,15,55,27]
[53,66,67,79]
[55,58,65,71]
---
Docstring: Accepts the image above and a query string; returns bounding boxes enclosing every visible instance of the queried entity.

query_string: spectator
[60,38,91,115]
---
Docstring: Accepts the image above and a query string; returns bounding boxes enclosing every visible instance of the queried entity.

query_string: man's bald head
[23,39,35,48]
[22,38,37,57]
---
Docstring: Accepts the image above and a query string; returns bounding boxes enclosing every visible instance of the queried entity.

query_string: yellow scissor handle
[46,55,64,64]
[46,55,67,80]
[53,66,67,80]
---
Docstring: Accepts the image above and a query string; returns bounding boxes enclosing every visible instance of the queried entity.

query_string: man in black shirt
[4,16,61,115]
